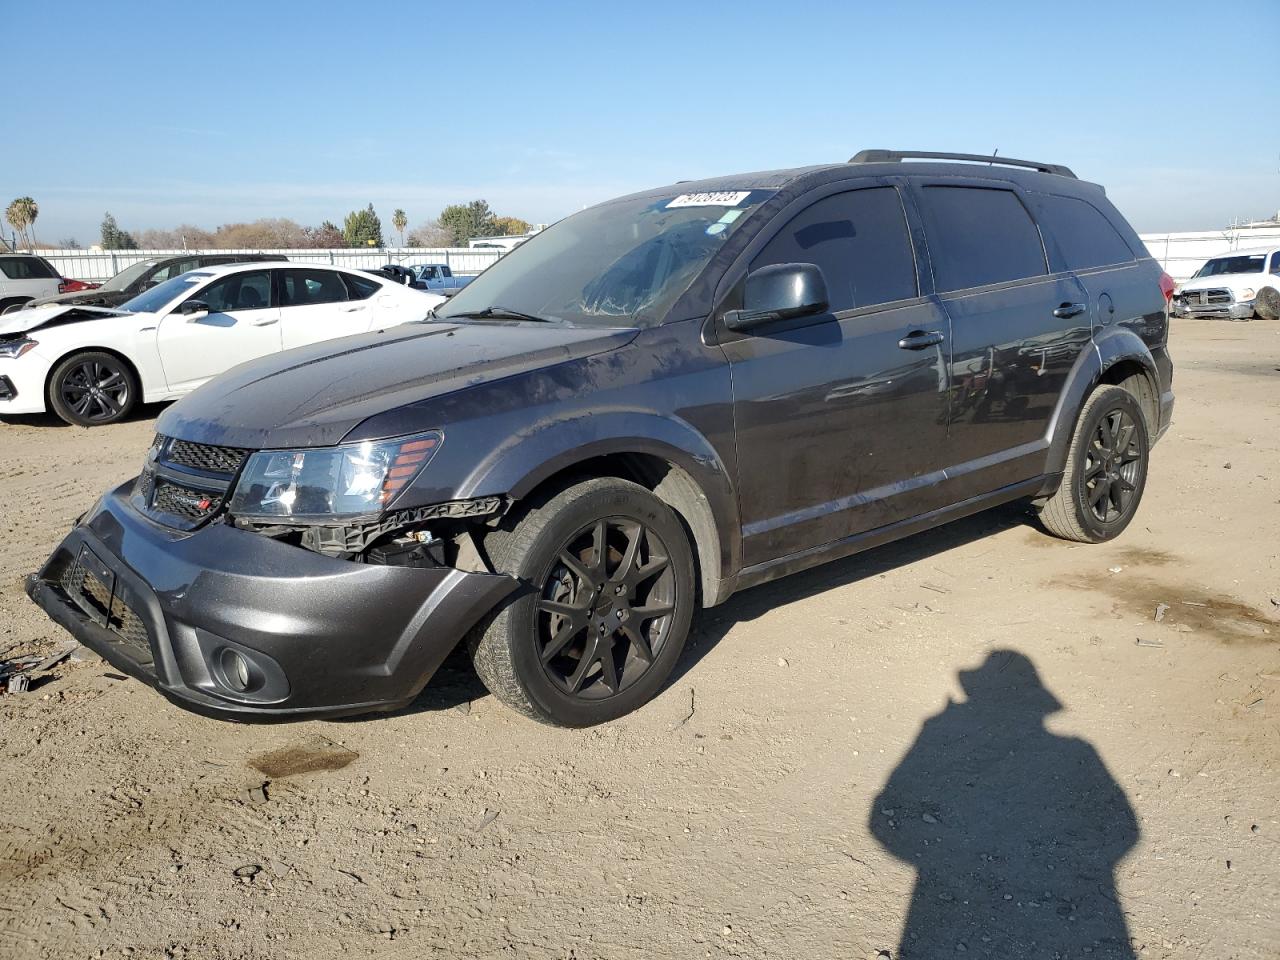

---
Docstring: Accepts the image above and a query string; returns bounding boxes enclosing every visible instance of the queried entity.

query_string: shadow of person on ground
[871,650,1138,959]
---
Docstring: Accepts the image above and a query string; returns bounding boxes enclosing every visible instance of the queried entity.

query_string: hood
[1177,273,1261,293]
[28,289,132,310]
[0,303,132,336]
[157,320,639,449]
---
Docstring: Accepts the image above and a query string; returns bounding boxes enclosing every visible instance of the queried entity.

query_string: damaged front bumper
[25,481,519,720]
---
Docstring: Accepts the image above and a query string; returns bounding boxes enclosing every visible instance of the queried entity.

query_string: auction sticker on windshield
[666,191,752,208]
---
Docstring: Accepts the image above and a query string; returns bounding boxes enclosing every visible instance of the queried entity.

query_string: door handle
[342,305,366,313]
[251,317,279,326]
[897,330,944,350]
[1053,302,1086,319]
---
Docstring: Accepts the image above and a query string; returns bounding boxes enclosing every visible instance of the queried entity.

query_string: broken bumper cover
[25,481,519,720]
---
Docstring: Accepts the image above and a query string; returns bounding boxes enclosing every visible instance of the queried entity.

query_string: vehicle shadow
[871,649,1138,958]
[0,401,169,429]
[389,500,1039,718]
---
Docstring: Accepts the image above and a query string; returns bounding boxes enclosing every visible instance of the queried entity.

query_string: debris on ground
[0,644,77,694]
[1136,638,1165,648]
[1155,603,1170,622]
[475,808,500,832]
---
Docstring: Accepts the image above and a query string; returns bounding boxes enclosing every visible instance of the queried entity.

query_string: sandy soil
[1,318,1277,960]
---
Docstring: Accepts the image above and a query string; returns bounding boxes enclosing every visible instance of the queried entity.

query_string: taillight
[1158,272,1175,302]
[58,280,70,294]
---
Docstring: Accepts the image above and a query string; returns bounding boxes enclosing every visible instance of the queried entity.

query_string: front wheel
[1255,286,1280,321]
[47,351,139,427]
[470,478,695,726]
[1036,385,1150,543]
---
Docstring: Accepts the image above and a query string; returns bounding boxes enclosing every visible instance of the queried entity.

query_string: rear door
[277,267,375,350]
[156,269,281,392]
[722,184,953,565]
[911,181,1090,499]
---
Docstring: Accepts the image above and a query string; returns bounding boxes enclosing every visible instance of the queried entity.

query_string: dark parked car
[28,150,1174,727]
[26,253,287,310]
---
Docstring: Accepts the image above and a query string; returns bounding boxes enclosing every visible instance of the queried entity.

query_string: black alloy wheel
[535,517,676,699]
[48,351,138,427]
[1081,407,1143,523]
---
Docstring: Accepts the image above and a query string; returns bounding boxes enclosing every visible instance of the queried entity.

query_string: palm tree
[5,197,39,250]
[392,208,408,248]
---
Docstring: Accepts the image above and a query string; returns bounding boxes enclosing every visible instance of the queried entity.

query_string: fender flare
[1042,327,1158,483]
[455,410,741,600]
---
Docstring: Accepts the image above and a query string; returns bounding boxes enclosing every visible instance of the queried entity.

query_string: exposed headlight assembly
[1238,288,1255,300]
[0,337,38,359]
[228,431,442,521]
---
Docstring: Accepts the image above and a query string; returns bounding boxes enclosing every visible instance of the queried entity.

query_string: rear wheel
[0,297,33,315]
[1255,286,1280,321]
[470,478,695,726]
[1036,385,1149,543]
[47,351,139,427]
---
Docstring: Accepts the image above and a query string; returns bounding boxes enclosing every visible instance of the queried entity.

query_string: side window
[1271,253,1280,277]
[1030,194,1134,271]
[750,187,918,313]
[279,269,350,307]
[917,186,1047,292]
[148,259,198,285]
[192,271,272,312]
[342,272,382,300]
[0,256,56,280]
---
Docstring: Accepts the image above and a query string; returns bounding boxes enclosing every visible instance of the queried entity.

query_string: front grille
[165,439,250,475]
[152,478,224,522]
[58,552,153,663]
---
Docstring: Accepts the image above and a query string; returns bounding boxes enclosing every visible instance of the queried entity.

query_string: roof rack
[849,149,1077,179]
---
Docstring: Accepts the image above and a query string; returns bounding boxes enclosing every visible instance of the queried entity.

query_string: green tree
[5,197,39,249]
[100,212,138,250]
[342,204,383,247]
[392,208,408,247]
[438,199,497,246]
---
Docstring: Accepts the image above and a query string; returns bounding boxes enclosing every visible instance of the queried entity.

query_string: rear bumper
[25,481,519,720]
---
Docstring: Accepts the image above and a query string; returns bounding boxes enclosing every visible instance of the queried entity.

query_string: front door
[722,186,952,567]
[156,269,281,392]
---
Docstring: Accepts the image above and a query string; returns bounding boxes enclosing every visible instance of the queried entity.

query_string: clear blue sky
[4,0,1277,244]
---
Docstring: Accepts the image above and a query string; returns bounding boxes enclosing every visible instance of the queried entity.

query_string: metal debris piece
[1155,603,1170,622]
[1135,638,1164,648]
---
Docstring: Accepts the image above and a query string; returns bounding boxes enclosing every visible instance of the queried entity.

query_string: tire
[47,351,139,427]
[1255,286,1280,321]
[1036,385,1149,543]
[470,477,696,726]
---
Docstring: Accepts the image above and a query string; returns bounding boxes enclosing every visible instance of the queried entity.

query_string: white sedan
[0,262,444,426]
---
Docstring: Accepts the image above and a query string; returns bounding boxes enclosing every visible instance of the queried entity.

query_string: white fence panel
[37,247,505,283]
[1138,227,1280,281]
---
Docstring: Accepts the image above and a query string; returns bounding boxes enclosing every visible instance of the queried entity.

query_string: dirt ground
[1,318,1277,960]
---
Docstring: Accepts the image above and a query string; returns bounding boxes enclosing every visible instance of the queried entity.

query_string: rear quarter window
[916,186,1047,292]
[1030,193,1135,271]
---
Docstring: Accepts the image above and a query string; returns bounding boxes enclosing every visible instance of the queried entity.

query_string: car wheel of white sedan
[48,351,139,427]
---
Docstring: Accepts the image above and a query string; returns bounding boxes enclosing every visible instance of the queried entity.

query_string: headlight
[1238,288,1255,300]
[0,337,38,359]
[228,431,442,521]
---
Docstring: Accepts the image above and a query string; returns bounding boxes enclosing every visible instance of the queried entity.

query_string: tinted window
[751,187,918,312]
[194,271,273,312]
[279,268,349,307]
[918,187,1047,292]
[1271,253,1280,276]
[0,256,57,280]
[1031,194,1134,271]
[148,259,199,285]
[343,272,382,300]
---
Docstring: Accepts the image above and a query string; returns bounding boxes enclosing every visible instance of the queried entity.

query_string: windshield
[99,260,160,293]
[119,272,211,313]
[436,189,774,327]
[1193,254,1265,278]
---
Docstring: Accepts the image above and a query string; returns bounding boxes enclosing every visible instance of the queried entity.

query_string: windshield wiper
[448,305,553,323]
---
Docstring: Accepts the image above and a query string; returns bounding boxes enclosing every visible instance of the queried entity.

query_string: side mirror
[178,300,210,321]
[724,262,829,333]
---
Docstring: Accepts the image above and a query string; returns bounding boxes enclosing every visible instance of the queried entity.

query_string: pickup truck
[409,263,475,295]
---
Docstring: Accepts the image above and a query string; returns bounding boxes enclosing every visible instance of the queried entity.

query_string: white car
[1172,247,1280,321]
[0,254,64,314]
[0,262,444,426]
